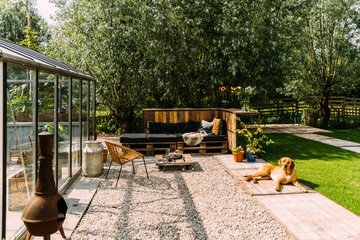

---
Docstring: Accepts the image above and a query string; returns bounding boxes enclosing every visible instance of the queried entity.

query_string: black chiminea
[21,132,68,240]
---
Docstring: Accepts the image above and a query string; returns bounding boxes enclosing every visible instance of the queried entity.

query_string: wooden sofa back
[142,108,241,150]
[143,108,220,127]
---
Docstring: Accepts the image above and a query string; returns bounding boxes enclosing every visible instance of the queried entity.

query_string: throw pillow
[199,120,213,134]
[212,118,221,135]
[201,120,213,128]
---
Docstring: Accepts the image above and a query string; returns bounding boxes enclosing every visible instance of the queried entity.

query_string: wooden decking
[214,154,360,240]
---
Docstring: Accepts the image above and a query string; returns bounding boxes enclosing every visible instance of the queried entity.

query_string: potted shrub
[232,146,245,162]
[236,122,273,162]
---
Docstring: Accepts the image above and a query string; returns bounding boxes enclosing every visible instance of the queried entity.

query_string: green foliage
[96,117,122,135]
[19,6,41,51]
[39,123,68,141]
[43,0,360,131]
[7,83,31,114]
[236,121,273,153]
[20,25,40,51]
[263,133,360,216]
[232,145,244,153]
[0,0,50,45]
[280,0,360,128]
[46,0,296,131]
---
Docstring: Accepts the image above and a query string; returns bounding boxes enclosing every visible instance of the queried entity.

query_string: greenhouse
[0,37,96,239]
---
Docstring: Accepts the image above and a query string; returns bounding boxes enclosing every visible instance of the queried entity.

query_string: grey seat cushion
[203,134,227,141]
[176,133,227,142]
[147,134,177,142]
[120,133,148,143]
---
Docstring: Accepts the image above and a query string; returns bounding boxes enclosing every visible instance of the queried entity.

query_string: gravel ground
[71,155,292,240]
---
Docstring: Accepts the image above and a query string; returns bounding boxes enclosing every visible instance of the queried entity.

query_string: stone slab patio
[214,154,360,240]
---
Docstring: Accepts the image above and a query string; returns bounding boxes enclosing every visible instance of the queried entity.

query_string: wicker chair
[104,140,149,186]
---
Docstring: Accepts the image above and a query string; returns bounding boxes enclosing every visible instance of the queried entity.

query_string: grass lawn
[262,133,360,216]
[316,128,360,144]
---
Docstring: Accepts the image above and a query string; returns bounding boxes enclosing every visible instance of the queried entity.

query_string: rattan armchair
[104,140,149,186]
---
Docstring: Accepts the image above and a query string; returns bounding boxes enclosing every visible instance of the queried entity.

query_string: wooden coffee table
[155,154,194,170]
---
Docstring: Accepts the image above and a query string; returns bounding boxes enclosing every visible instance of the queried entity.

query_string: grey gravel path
[70,155,291,240]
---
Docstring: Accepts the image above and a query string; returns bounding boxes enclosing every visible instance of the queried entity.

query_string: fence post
[295,100,299,124]
[303,108,308,125]
[341,98,345,117]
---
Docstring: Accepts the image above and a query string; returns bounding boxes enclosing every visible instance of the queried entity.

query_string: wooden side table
[155,154,194,170]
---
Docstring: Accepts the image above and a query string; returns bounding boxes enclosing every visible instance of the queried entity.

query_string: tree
[282,0,360,128]
[47,0,156,130]
[20,6,40,51]
[46,0,299,131]
[0,0,49,46]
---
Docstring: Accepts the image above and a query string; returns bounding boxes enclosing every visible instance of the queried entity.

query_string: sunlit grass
[262,133,360,216]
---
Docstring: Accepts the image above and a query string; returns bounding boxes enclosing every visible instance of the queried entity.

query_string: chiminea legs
[25,227,66,240]
[25,232,31,240]
[59,226,66,238]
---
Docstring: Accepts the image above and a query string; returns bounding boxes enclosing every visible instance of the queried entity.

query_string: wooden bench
[121,108,260,156]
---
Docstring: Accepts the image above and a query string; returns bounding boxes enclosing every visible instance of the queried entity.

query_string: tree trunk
[319,89,331,129]
[114,106,134,133]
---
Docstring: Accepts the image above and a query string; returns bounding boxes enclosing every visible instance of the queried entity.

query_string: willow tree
[282,0,360,128]
[47,0,156,130]
[0,0,49,45]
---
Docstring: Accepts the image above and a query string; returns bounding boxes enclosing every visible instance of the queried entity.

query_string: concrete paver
[214,154,360,240]
[293,133,360,153]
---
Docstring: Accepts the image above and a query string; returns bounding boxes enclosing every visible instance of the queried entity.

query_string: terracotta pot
[39,112,54,122]
[233,151,245,162]
[16,112,31,122]
[58,112,68,122]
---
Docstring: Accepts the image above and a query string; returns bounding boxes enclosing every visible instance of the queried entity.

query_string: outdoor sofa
[120,120,228,155]
[119,108,260,156]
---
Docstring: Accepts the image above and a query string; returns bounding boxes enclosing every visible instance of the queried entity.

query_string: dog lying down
[244,157,308,193]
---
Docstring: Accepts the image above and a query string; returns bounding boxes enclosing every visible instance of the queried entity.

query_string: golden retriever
[244,157,308,192]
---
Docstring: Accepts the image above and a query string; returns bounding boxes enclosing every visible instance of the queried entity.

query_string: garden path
[215,154,360,240]
[252,123,360,154]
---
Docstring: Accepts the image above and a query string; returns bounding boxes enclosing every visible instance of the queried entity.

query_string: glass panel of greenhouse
[0,37,96,239]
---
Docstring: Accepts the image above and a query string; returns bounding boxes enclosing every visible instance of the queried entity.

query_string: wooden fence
[256,98,307,124]
[329,97,360,124]
[94,97,360,131]
[256,97,360,125]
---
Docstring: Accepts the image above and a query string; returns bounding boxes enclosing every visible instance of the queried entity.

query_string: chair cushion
[203,134,227,141]
[120,133,148,143]
[147,134,177,142]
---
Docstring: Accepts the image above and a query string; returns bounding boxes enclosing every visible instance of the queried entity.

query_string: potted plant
[236,122,273,162]
[232,146,245,162]
[8,84,32,122]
